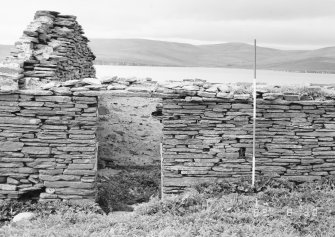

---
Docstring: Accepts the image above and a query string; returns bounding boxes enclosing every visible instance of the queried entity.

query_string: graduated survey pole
[252,39,257,187]
[160,143,164,200]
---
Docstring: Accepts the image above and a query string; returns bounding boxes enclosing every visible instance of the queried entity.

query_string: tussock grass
[2,176,335,236]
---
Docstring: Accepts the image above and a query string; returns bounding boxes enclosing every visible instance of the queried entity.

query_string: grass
[2,177,335,236]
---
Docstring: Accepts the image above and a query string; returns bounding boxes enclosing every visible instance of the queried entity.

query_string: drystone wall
[160,83,335,194]
[0,10,95,91]
[33,76,335,195]
[0,10,98,201]
[0,72,335,199]
[0,89,98,200]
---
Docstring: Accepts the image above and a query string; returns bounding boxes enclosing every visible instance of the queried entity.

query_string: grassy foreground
[2,177,335,236]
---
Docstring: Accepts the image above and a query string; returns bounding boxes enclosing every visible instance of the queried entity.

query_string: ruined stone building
[1,11,335,201]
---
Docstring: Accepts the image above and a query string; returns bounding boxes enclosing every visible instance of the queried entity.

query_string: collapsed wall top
[0,10,96,90]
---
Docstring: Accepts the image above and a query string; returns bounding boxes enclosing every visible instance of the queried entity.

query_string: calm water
[95,65,335,85]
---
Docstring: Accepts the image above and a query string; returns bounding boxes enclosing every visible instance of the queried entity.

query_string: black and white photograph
[0,0,335,236]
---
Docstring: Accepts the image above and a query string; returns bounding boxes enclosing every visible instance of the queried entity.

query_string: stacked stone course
[162,97,253,193]
[1,72,335,199]
[62,77,335,194]
[158,81,335,193]
[256,99,335,182]
[0,86,98,200]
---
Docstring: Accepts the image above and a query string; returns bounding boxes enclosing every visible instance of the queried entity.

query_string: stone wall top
[1,76,335,102]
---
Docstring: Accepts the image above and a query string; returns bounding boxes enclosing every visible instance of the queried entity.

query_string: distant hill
[89,39,335,73]
[1,39,335,73]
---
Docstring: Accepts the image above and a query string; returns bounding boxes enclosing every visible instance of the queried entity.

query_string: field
[2,176,335,236]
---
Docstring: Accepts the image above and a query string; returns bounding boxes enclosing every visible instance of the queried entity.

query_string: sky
[0,0,334,49]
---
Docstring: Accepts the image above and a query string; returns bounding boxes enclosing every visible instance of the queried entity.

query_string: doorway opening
[95,94,163,213]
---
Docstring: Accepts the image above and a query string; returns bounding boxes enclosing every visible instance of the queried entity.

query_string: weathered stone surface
[67,164,94,170]
[57,146,95,152]
[0,117,40,125]
[35,96,72,103]
[99,76,117,84]
[296,131,335,137]
[63,80,80,87]
[82,78,101,85]
[107,84,127,90]
[22,147,51,154]
[12,212,35,223]
[44,181,94,189]
[63,169,96,176]
[39,175,80,181]
[19,90,53,95]
[0,142,24,151]
[0,184,17,191]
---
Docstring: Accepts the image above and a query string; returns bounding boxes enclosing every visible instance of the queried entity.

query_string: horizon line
[0,37,333,51]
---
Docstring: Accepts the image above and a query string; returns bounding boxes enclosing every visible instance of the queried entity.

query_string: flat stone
[0,142,24,151]
[0,163,24,168]
[42,82,57,90]
[82,78,101,85]
[52,87,71,95]
[182,85,200,91]
[256,166,287,172]
[40,192,58,199]
[27,161,55,169]
[107,84,127,90]
[0,94,19,101]
[57,146,95,152]
[63,80,80,86]
[296,131,335,137]
[197,91,216,98]
[63,169,96,176]
[22,147,51,154]
[12,212,35,223]
[284,94,300,101]
[19,101,44,107]
[263,93,284,100]
[164,177,218,187]
[99,76,117,84]
[0,184,17,191]
[19,90,53,96]
[234,94,250,100]
[126,86,154,93]
[39,175,80,181]
[13,168,37,174]
[7,177,20,185]
[67,164,94,170]
[44,181,94,189]
[324,124,335,129]
[55,188,95,196]
[35,96,71,103]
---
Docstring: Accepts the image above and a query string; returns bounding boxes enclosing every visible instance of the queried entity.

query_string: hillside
[89,39,335,73]
[1,39,335,73]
